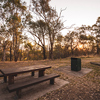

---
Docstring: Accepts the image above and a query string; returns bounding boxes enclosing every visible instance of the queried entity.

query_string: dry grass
[0,56,100,100]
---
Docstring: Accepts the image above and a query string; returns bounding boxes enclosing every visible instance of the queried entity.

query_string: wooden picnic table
[0,65,51,85]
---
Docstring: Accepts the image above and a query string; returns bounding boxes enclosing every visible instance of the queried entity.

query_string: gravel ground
[0,75,69,100]
[0,57,100,100]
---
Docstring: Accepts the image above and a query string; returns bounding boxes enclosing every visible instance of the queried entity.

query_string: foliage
[0,0,100,61]
[30,0,65,59]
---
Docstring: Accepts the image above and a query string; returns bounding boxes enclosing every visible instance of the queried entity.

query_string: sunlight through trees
[0,0,100,61]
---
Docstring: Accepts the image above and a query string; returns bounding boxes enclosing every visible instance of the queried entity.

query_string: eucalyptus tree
[0,0,26,61]
[56,34,63,45]
[28,20,47,59]
[31,0,65,59]
[78,25,95,55]
[0,27,12,61]
[24,42,33,60]
[92,17,100,54]
[53,34,63,59]
[0,37,12,61]
[78,25,87,49]
[64,31,79,56]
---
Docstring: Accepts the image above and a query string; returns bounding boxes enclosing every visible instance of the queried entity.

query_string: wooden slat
[7,74,60,92]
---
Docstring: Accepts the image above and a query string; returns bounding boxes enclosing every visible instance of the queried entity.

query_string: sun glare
[78,44,83,49]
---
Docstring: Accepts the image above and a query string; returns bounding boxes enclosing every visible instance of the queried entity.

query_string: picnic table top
[0,65,51,76]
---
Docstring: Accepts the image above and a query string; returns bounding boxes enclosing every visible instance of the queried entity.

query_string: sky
[25,0,100,36]
[49,0,100,35]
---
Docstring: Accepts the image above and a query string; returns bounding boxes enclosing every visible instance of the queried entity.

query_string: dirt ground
[0,56,100,100]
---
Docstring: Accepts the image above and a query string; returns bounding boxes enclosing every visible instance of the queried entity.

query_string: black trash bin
[71,58,81,71]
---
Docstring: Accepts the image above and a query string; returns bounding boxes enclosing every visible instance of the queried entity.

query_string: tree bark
[10,46,12,61]
[97,44,99,54]
[14,34,19,62]
[3,46,6,61]
[49,42,53,59]
[43,46,46,59]
[19,49,22,61]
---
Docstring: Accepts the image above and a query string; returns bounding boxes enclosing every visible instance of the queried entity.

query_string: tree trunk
[97,44,99,54]
[71,44,74,56]
[88,48,89,57]
[14,43,19,62]
[27,51,29,60]
[14,48,18,62]
[14,34,19,62]
[3,46,6,61]
[43,46,46,59]
[49,43,53,59]
[71,49,74,56]
[19,49,22,61]
[10,46,12,61]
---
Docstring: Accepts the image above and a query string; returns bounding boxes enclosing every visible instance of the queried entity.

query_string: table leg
[16,89,21,98]
[39,69,45,77]
[31,71,34,76]
[4,76,7,83]
[14,74,17,77]
[50,78,54,84]
[8,75,14,85]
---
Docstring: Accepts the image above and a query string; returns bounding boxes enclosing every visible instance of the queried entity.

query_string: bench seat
[7,73,60,98]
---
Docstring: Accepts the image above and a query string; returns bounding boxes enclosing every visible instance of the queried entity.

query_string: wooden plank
[1,65,51,76]
[7,74,60,92]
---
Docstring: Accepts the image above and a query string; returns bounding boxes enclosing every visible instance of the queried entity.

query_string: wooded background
[0,0,100,61]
